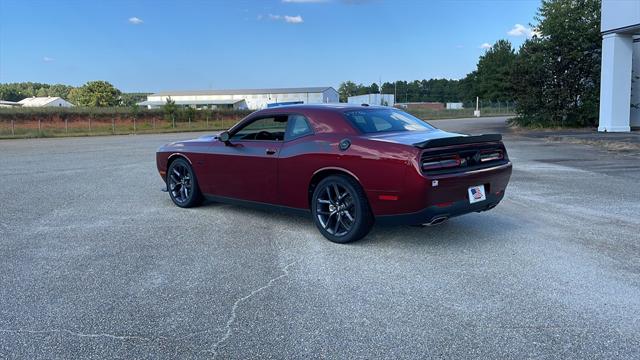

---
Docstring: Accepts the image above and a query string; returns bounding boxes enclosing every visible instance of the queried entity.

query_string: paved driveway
[1,117,639,359]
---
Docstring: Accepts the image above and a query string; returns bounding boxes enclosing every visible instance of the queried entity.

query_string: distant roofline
[255,103,391,112]
[17,96,70,106]
[137,99,246,106]
[150,87,337,97]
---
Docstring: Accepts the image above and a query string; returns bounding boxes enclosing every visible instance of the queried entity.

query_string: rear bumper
[375,161,511,225]
[376,192,505,226]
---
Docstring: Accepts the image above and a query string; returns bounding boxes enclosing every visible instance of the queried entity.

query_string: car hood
[364,130,465,147]
[158,133,221,152]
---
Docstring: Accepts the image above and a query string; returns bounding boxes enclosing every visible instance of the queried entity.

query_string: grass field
[0,117,242,139]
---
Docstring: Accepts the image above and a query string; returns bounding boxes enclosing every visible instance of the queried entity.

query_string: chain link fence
[0,107,252,139]
[403,100,516,120]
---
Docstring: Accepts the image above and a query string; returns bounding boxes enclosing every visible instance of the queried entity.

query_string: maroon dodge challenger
[157,104,512,243]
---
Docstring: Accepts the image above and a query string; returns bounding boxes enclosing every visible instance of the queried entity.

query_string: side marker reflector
[378,195,399,201]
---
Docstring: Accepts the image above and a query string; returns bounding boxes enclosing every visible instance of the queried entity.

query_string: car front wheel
[311,175,373,243]
[167,158,203,208]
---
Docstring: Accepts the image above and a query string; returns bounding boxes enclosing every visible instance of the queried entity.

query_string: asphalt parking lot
[1,117,639,359]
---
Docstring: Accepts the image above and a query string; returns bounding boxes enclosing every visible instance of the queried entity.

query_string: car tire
[311,175,374,243]
[167,158,203,208]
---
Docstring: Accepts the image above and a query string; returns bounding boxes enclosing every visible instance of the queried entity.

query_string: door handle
[265,148,277,155]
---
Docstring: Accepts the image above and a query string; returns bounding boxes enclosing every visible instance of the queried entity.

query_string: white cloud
[480,43,491,49]
[128,17,144,25]
[284,15,304,23]
[261,14,304,24]
[43,56,55,62]
[507,23,536,38]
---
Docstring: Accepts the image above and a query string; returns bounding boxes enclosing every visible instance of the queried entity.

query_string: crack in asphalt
[0,259,301,357]
[0,328,163,342]
[200,259,301,358]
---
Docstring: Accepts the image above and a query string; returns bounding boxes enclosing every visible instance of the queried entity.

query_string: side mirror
[218,131,230,144]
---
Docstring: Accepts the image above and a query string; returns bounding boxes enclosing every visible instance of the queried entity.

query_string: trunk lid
[364,130,502,149]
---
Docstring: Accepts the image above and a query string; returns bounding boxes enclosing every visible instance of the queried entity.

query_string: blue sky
[0,0,540,92]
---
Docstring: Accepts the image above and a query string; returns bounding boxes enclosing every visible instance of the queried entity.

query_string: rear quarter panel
[277,134,418,215]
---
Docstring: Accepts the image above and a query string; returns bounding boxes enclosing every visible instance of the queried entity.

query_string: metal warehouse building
[138,87,339,110]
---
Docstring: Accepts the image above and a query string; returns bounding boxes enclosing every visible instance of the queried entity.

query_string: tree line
[0,81,149,107]
[339,0,602,127]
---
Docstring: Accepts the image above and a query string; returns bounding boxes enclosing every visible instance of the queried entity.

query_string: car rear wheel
[167,158,203,208]
[312,175,373,243]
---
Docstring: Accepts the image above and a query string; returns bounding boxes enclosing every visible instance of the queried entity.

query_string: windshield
[344,108,434,134]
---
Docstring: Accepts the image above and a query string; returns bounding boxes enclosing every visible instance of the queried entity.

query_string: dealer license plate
[468,185,486,204]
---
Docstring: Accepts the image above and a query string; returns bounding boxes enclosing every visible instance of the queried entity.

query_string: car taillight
[422,155,461,171]
[479,150,504,162]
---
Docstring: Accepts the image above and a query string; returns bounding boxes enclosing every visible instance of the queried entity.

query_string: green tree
[338,81,358,102]
[0,82,78,101]
[184,106,197,126]
[474,39,517,102]
[48,84,74,99]
[120,92,150,107]
[70,81,121,107]
[512,0,602,127]
[511,39,547,126]
[0,86,22,101]
[163,97,178,125]
[67,87,84,106]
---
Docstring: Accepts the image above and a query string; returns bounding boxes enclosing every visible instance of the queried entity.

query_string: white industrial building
[347,93,395,106]
[18,97,74,107]
[598,0,640,132]
[138,87,339,110]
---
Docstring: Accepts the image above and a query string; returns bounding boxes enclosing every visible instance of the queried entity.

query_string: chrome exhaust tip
[423,216,448,227]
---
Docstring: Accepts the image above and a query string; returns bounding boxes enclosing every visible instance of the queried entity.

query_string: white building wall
[598,0,640,132]
[347,94,395,106]
[323,88,339,103]
[148,90,338,110]
[48,98,74,107]
[601,0,640,32]
[18,97,74,107]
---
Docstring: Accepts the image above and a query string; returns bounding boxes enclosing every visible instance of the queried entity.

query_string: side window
[231,116,288,141]
[371,116,392,131]
[285,114,313,141]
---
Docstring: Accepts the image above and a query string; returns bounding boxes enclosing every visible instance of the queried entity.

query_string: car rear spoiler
[413,134,502,149]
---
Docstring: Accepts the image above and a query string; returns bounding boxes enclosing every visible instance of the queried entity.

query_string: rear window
[344,109,434,134]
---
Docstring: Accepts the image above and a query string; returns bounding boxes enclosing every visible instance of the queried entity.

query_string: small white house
[18,97,74,108]
[347,93,395,106]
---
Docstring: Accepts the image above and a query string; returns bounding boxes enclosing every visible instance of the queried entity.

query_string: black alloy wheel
[312,175,373,243]
[167,158,203,208]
